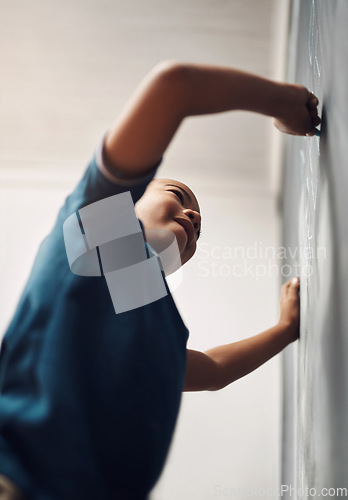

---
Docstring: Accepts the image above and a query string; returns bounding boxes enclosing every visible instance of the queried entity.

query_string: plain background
[0,1,289,498]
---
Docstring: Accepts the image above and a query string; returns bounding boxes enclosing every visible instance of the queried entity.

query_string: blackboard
[281,0,348,495]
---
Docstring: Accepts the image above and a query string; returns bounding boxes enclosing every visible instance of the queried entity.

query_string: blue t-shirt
[0,147,189,499]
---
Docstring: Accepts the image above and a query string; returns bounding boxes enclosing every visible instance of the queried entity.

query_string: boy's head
[135,178,201,267]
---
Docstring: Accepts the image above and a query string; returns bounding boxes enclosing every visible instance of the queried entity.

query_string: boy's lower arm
[204,322,294,391]
[179,63,287,117]
[103,61,320,178]
[177,62,319,135]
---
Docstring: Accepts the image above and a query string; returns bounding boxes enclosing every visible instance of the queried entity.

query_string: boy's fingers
[308,98,318,109]
[307,92,319,108]
[306,128,317,137]
[290,277,300,293]
[282,279,293,296]
[281,282,289,298]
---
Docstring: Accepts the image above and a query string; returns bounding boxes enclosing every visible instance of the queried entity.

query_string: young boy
[0,61,320,500]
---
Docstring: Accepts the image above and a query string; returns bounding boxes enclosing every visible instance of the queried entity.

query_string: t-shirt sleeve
[62,132,162,218]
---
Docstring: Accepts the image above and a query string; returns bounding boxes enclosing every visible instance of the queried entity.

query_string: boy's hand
[279,277,300,343]
[273,84,321,136]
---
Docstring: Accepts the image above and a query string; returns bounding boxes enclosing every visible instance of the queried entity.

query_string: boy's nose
[183,209,201,231]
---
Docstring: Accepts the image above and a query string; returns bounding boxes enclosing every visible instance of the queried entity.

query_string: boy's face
[135,178,201,266]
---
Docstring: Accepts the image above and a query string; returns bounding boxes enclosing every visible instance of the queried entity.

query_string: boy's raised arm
[103,61,320,179]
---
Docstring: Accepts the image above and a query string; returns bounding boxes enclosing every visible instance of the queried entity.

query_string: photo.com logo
[63,191,182,314]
